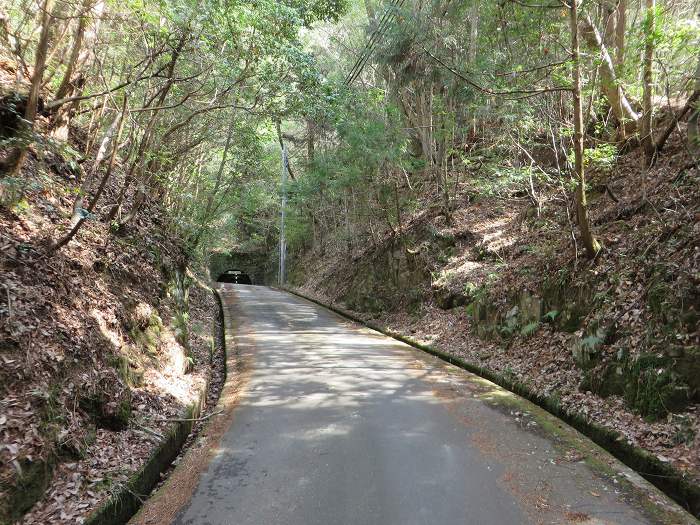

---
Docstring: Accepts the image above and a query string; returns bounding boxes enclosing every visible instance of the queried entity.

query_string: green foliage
[173,311,190,350]
[473,165,550,198]
[625,355,690,421]
[520,321,539,337]
[463,282,490,314]
[278,85,409,254]
[11,196,30,215]
[581,334,603,352]
[0,176,37,210]
[584,144,618,171]
[4,0,349,257]
[542,310,559,323]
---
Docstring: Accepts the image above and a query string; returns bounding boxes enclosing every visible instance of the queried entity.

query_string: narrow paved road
[174,285,692,525]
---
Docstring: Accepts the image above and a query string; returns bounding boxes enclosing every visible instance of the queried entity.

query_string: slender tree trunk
[50,0,92,141]
[601,0,616,48]
[655,55,700,154]
[468,2,478,63]
[570,0,600,258]
[468,2,479,135]
[54,0,91,101]
[87,100,127,213]
[641,0,656,164]
[85,96,107,155]
[441,163,451,221]
[687,53,700,155]
[70,108,122,225]
[3,0,56,177]
[580,16,638,139]
[110,32,188,225]
[49,97,127,255]
[189,113,236,249]
[306,119,315,162]
[116,31,188,226]
[614,0,626,68]
[363,0,376,24]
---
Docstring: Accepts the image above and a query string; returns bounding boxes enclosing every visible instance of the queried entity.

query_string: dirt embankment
[291,132,699,495]
[0,84,222,524]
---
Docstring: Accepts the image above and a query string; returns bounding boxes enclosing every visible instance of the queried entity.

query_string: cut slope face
[289,132,700,507]
[0,92,219,525]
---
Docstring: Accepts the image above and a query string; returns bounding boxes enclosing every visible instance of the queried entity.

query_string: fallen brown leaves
[0,122,221,522]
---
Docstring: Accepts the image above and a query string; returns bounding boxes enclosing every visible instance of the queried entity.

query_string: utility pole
[278,143,288,285]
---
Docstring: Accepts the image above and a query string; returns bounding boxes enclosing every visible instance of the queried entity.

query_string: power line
[344,0,405,85]
[346,0,401,84]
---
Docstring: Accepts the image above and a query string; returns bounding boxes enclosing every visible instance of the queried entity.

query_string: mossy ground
[473,380,695,524]
[0,459,53,524]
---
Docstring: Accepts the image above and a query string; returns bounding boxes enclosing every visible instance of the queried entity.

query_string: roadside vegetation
[0,0,342,522]
[0,0,698,521]
[282,0,700,511]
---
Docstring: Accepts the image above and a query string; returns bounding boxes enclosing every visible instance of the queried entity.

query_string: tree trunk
[640,0,656,164]
[113,31,188,224]
[70,100,125,224]
[54,0,91,102]
[441,163,451,222]
[468,2,478,63]
[87,99,128,213]
[85,96,107,154]
[570,0,600,259]
[363,0,376,24]
[614,0,626,68]
[49,97,127,255]
[50,77,85,142]
[188,113,236,249]
[655,74,699,153]
[306,119,315,162]
[601,0,617,48]
[580,16,638,140]
[687,53,700,155]
[50,0,92,141]
[3,0,56,177]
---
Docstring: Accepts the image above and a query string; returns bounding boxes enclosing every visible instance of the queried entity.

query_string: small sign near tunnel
[217,269,252,285]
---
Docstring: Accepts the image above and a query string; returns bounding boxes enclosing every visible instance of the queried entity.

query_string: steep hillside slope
[290,133,699,497]
[0,82,221,524]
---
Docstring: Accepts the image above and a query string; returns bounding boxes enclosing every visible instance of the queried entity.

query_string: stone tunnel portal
[216,269,253,285]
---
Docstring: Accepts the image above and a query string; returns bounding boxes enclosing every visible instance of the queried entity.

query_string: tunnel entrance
[217,269,253,285]
[209,248,276,285]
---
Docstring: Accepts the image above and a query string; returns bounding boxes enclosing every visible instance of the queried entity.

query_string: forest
[0,0,698,522]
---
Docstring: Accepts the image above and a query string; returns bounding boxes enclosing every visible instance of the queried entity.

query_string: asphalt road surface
[173,285,693,525]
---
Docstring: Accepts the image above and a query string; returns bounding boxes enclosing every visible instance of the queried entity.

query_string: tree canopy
[0,0,698,263]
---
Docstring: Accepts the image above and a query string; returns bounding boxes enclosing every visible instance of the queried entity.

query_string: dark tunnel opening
[216,269,253,285]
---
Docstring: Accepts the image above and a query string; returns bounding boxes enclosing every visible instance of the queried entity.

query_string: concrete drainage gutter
[83,287,226,525]
[281,286,700,519]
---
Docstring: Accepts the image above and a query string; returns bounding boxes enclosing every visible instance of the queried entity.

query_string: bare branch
[421,46,570,98]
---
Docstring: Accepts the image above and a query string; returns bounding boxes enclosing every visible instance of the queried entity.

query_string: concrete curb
[281,286,700,518]
[83,286,225,525]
